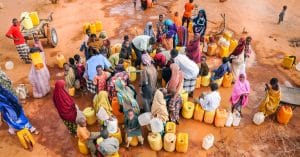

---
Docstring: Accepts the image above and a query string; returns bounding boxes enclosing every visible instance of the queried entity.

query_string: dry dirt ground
[0,0,299,157]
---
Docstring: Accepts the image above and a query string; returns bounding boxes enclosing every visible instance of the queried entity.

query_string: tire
[50,28,58,47]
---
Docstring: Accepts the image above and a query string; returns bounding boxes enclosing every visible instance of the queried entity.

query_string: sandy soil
[0,0,299,157]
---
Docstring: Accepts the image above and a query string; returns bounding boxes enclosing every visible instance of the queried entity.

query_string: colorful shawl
[230,74,250,107]
[231,38,246,56]
[186,34,201,63]
[93,91,112,114]
[192,9,207,36]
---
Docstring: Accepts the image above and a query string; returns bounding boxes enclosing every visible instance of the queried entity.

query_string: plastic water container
[232,111,241,127]
[225,112,233,127]
[176,132,189,153]
[17,128,35,149]
[148,132,163,151]
[165,122,176,133]
[214,109,228,127]
[253,112,265,125]
[78,140,89,154]
[126,66,137,82]
[138,112,152,126]
[277,105,293,125]
[107,117,118,134]
[90,24,97,34]
[181,101,195,119]
[68,87,75,97]
[15,84,28,100]
[195,76,201,88]
[219,46,230,58]
[29,12,40,26]
[83,23,90,34]
[194,104,205,121]
[180,90,188,104]
[83,107,97,125]
[202,134,214,150]
[56,54,66,69]
[20,12,33,30]
[164,133,176,152]
[222,73,233,88]
[30,52,44,70]
[229,39,238,53]
[207,43,217,56]
[112,43,122,54]
[150,118,164,133]
[5,61,14,70]
[95,21,103,32]
[201,72,211,87]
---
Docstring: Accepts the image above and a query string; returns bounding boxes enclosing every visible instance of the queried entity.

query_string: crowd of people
[0,0,284,156]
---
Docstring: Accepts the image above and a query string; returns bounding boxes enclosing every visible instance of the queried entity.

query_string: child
[259,78,281,117]
[77,117,100,157]
[199,56,209,76]
[33,36,44,52]
[64,63,76,88]
[93,65,110,93]
[278,5,287,24]
[211,57,231,81]
[125,109,144,148]
[74,54,86,90]
[172,12,182,27]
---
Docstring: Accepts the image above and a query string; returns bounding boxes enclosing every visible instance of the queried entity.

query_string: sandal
[32,130,40,135]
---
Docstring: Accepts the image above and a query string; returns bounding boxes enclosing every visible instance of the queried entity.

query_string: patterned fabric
[29,52,50,98]
[259,88,281,117]
[0,70,14,93]
[168,94,182,122]
[177,26,188,46]
[63,120,77,135]
[183,77,196,93]
[16,44,31,63]
[107,71,129,100]
[93,73,108,92]
[87,79,97,94]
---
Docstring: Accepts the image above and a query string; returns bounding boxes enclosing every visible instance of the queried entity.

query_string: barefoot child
[125,109,144,148]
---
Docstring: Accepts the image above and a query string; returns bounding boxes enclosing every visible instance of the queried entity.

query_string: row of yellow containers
[195,72,233,88]
[206,35,238,58]
[83,21,103,34]
[181,101,229,127]
[20,11,40,30]
[147,132,189,153]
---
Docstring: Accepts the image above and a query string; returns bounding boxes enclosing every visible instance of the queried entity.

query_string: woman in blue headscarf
[163,19,178,50]
[192,9,207,37]
[0,85,38,135]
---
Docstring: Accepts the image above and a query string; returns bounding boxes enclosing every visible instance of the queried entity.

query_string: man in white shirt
[131,35,156,68]
[170,49,199,97]
[195,83,221,112]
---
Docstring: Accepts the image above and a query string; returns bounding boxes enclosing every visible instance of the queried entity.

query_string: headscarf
[154,53,166,67]
[142,53,152,66]
[93,91,112,114]
[230,73,250,107]
[164,19,177,39]
[151,89,169,122]
[167,64,183,94]
[193,9,207,36]
[53,80,77,122]
[144,22,155,38]
[115,78,139,113]
[231,38,246,56]
[186,33,201,63]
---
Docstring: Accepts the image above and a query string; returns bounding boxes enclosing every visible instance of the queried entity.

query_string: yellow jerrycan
[29,12,40,26]
[164,133,176,152]
[181,101,195,119]
[194,104,205,121]
[176,132,189,153]
[165,122,176,133]
[83,107,97,125]
[78,140,89,155]
[147,132,163,151]
[17,128,35,150]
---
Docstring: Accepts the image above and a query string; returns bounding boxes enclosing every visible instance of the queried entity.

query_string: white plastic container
[253,112,265,125]
[225,112,233,127]
[150,118,163,133]
[232,111,241,127]
[202,134,214,150]
[20,12,33,30]
[96,107,109,121]
[5,61,14,70]
[138,112,152,126]
[106,117,118,134]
